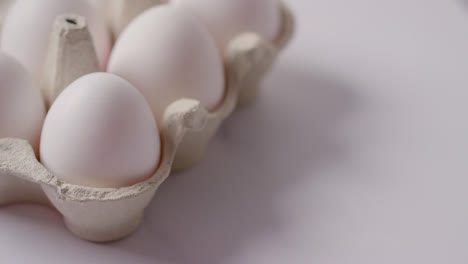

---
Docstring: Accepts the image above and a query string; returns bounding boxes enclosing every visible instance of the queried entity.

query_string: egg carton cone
[0,4,294,241]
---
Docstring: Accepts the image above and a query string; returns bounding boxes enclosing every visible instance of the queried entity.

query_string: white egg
[0,51,45,154]
[171,0,281,53]
[108,5,225,125]
[40,73,161,188]
[1,0,111,79]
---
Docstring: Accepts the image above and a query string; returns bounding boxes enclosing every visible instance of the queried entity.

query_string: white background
[2,0,468,263]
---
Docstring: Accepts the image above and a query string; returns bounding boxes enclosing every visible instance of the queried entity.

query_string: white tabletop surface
[2,0,468,263]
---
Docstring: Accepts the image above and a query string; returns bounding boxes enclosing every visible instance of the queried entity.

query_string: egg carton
[0,2,294,242]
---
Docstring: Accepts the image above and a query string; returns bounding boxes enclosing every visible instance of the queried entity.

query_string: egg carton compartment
[0,2,295,242]
[0,98,206,242]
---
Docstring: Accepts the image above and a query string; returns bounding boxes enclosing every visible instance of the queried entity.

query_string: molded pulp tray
[0,1,295,242]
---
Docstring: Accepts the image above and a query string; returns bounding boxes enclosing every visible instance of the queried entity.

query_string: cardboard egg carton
[0,1,294,242]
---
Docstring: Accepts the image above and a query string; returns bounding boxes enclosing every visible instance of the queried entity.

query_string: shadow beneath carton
[0,204,151,262]
[455,0,468,15]
[458,0,468,9]
[0,204,69,242]
[113,62,357,264]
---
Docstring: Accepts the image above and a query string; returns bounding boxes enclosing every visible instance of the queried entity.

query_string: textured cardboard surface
[41,14,100,108]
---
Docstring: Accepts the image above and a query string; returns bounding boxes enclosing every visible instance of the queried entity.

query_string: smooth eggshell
[108,5,225,125]
[0,51,45,154]
[171,0,281,53]
[40,73,161,188]
[1,0,111,80]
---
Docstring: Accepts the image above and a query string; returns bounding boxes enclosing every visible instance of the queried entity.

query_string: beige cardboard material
[0,2,295,242]
[236,1,295,106]
[41,14,101,108]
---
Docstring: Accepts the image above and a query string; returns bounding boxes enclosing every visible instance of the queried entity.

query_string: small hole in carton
[66,19,77,25]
